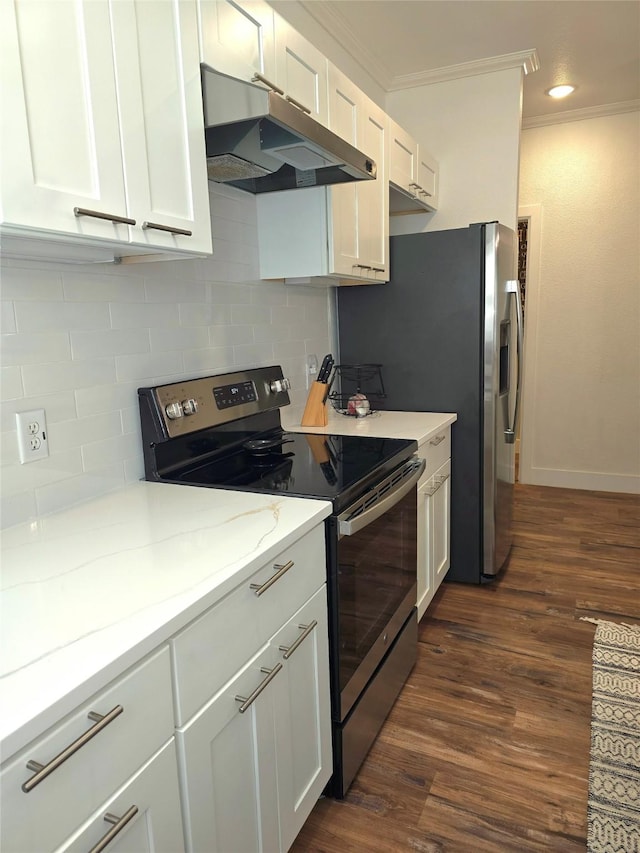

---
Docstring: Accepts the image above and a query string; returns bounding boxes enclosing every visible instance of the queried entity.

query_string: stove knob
[165,401,184,420]
[270,378,291,393]
[182,398,198,416]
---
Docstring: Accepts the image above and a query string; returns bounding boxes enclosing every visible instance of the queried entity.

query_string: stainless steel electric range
[138,365,423,797]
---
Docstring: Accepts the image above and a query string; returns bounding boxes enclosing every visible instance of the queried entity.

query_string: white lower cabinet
[176,585,331,853]
[0,647,182,853]
[0,525,331,853]
[417,430,452,619]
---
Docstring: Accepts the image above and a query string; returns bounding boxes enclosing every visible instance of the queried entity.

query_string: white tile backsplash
[0,184,336,527]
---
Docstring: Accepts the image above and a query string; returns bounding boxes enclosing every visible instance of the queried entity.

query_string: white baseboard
[520,467,640,495]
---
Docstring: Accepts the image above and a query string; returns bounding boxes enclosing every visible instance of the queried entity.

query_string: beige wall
[387,68,523,234]
[519,111,640,493]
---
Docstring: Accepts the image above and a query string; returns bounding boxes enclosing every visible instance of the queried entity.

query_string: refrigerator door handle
[504,280,523,444]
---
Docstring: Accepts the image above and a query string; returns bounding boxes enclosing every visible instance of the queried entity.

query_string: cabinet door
[110,0,212,254]
[273,14,328,126]
[196,0,275,84]
[327,66,388,282]
[272,587,332,851]
[60,742,184,853]
[0,0,130,242]
[417,146,439,211]
[358,96,388,279]
[177,644,281,853]
[388,118,418,196]
[417,477,435,620]
[432,460,451,588]
[327,64,360,277]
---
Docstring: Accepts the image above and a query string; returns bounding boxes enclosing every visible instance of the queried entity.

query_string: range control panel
[139,366,291,439]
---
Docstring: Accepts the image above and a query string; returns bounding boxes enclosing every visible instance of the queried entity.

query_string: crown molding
[386,49,539,92]
[298,0,395,90]
[523,99,640,130]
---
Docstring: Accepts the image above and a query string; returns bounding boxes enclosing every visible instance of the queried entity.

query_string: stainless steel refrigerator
[337,221,523,583]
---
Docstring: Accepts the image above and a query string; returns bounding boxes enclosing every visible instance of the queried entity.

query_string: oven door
[330,456,425,721]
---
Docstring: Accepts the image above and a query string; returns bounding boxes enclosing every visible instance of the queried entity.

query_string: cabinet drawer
[418,427,451,483]
[1,647,174,853]
[60,740,184,853]
[172,524,326,725]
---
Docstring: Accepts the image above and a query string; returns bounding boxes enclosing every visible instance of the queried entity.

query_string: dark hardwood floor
[292,483,640,853]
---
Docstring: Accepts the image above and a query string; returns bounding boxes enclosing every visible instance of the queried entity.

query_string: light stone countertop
[285,407,457,445]
[0,482,331,759]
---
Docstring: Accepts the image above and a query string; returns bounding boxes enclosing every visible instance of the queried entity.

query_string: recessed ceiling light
[546,85,576,99]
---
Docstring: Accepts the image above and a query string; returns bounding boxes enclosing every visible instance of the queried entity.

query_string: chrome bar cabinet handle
[88,806,139,853]
[235,664,283,713]
[251,72,285,96]
[73,207,135,226]
[279,621,318,660]
[22,705,124,793]
[249,560,294,596]
[429,434,446,446]
[141,221,193,237]
[285,94,311,114]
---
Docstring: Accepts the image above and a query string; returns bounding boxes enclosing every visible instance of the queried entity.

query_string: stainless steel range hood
[201,64,376,193]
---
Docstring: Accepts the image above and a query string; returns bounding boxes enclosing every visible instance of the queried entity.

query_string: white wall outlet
[16,409,49,463]
[306,354,318,389]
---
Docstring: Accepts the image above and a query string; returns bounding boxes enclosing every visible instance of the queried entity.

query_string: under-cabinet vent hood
[201,65,376,193]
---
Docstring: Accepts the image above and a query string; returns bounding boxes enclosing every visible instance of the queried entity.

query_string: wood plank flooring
[291,483,640,853]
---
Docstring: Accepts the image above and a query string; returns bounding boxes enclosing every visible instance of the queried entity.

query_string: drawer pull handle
[235,664,283,713]
[279,620,318,660]
[73,207,136,226]
[285,94,311,115]
[141,221,193,237]
[429,434,446,446]
[249,560,294,596]
[251,73,285,96]
[434,473,450,490]
[21,705,124,793]
[89,806,139,853]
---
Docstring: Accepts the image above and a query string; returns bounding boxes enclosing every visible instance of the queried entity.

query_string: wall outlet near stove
[16,409,49,463]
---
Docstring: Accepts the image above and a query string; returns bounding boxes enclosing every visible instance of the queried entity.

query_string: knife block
[301,381,329,427]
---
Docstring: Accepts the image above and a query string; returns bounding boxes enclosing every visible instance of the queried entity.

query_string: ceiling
[283,1,640,125]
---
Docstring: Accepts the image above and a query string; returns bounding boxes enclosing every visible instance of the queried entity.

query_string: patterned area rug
[585,619,640,853]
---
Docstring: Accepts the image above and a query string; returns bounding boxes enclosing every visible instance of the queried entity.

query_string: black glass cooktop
[165,429,417,513]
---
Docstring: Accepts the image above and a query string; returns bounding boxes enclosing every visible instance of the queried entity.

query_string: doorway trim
[517,204,542,485]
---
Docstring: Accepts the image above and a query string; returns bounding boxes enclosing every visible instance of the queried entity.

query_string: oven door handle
[338,457,426,537]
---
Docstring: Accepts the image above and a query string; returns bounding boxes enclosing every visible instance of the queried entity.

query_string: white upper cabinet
[1,0,211,260]
[196,0,275,83]
[196,2,328,126]
[273,13,328,127]
[256,62,387,284]
[388,117,439,213]
[327,64,388,280]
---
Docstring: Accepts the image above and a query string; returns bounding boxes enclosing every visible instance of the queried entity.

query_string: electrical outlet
[16,409,49,463]
[306,354,318,389]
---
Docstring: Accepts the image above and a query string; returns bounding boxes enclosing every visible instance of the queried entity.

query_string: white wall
[519,111,640,494]
[387,67,523,234]
[0,184,336,528]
